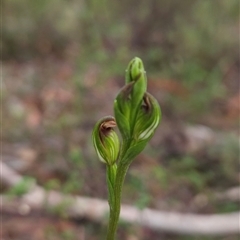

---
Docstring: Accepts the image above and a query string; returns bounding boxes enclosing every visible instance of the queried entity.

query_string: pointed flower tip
[92,116,120,165]
[126,57,145,84]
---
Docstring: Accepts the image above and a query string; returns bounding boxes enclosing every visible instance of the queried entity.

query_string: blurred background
[2,0,239,239]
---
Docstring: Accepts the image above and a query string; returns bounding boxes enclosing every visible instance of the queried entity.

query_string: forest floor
[1,58,239,240]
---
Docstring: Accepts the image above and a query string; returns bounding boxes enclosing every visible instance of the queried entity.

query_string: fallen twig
[214,187,240,202]
[1,162,239,235]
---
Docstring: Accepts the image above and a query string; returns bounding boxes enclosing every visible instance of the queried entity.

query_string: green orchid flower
[92,57,161,240]
[92,116,120,165]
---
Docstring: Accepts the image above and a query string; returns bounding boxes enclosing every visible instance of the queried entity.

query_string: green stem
[106,162,129,240]
[106,164,117,208]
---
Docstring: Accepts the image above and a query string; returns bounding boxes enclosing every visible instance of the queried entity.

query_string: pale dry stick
[214,187,240,202]
[1,162,240,236]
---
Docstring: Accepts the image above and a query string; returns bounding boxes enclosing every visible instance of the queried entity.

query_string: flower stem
[106,162,129,240]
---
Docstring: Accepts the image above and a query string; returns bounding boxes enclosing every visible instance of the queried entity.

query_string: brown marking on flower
[121,83,134,100]
[142,94,151,113]
[99,116,117,144]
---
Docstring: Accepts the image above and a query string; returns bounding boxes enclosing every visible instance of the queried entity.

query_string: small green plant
[92,57,161,239]
[7,176,36,197]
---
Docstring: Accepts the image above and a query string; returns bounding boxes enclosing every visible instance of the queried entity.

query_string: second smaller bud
[92,116,120,165]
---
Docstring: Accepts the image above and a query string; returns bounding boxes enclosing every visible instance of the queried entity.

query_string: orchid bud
[92,116,120,165]
[125,57,147,112]
[114,57,148,139]
[133,92,161,141]
[125,57,146,85]
[121,92,161,163]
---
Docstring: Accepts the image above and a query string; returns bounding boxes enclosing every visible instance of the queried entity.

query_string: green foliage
[44,178,61,191]
[44,148,84,195]
[69,147,83,168]
[44,179,74,218]
[169,156,208,191]
[45,225,76,240]
[7,176,36,196]
[60,230,76,240]
[62,172,82,194]
[47,199,73,219]
[217,202,240,214]
[129,174,151,210]
[152,166,169,189]
[206,133,239,186]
